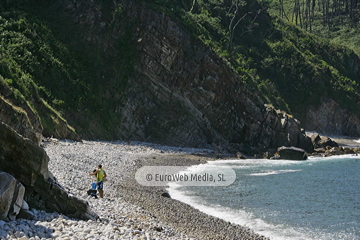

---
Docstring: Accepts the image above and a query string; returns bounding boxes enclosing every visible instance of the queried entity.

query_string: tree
[228,0,248,51]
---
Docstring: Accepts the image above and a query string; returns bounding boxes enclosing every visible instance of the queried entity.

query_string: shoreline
[106,145,360,240]
[121,153,267,239]
[0,140,267,240]
[306,131,360,148]
[2,136,358,239]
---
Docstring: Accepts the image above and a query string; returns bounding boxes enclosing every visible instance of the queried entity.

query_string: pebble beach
[0,140,267,240]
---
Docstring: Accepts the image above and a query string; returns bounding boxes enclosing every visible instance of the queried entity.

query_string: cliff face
[306,98,360,137]
[2,0,360,150]
[52,0,311,154]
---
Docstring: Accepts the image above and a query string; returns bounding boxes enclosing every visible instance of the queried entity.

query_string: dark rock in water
[0,121,97,220]
[277,146,308,160]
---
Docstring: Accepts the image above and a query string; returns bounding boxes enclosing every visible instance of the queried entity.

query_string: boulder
[265,109,314,155]
[318,136,338,148]
[7,178,25,221]
[311,133,338,149]
[0,172,16,220]
[297,134,314,153]
[277,146,308,160]
[161,192,171,198]
[0,121,97,220]
[0,172,26,221]
[344,148,355,154]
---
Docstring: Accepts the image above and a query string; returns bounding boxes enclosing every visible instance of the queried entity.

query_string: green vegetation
[0,1,135,139]
[268,0,360,55]
[141,0,360,123]
[1,0,359,139]
[0,8,87,135]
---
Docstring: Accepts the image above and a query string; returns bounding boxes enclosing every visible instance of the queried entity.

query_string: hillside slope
[268,0,360,55]
[144,0,360,136]
[0,0,359,153]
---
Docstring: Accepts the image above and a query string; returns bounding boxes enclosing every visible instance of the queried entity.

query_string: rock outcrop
[306,98,360,137]
[0,121,97,220]
[53,0,312,154]
[310,133,339,149]
[2,1,360,156]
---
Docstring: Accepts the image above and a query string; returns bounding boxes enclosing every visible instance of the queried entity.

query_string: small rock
[18,236,29,240]
[161,192,171,198]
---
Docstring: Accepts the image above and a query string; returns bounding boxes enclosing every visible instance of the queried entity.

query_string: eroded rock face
[54,0,311,154]
[0,121,97,220]
[306,98,360,137]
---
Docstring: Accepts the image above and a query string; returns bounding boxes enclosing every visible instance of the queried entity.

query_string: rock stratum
[306,98,360,137]
[1,0,360,153]
[0,121,97,221]
[50,0,313,154]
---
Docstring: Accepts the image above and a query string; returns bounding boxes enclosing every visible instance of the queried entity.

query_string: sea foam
[168,156,360,240]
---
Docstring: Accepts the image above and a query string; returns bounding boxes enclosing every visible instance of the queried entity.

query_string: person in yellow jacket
[89,164,107,198]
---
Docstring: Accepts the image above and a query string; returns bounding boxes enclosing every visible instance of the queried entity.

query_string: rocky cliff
[306,98,360,137]
[3,0,358,153]
[47,0,311,154]
[0,121,97,220]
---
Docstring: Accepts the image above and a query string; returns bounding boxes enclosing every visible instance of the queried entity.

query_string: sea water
[168,156,360,240]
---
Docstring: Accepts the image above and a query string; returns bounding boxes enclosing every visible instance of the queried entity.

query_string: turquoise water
[168,156,360,240]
